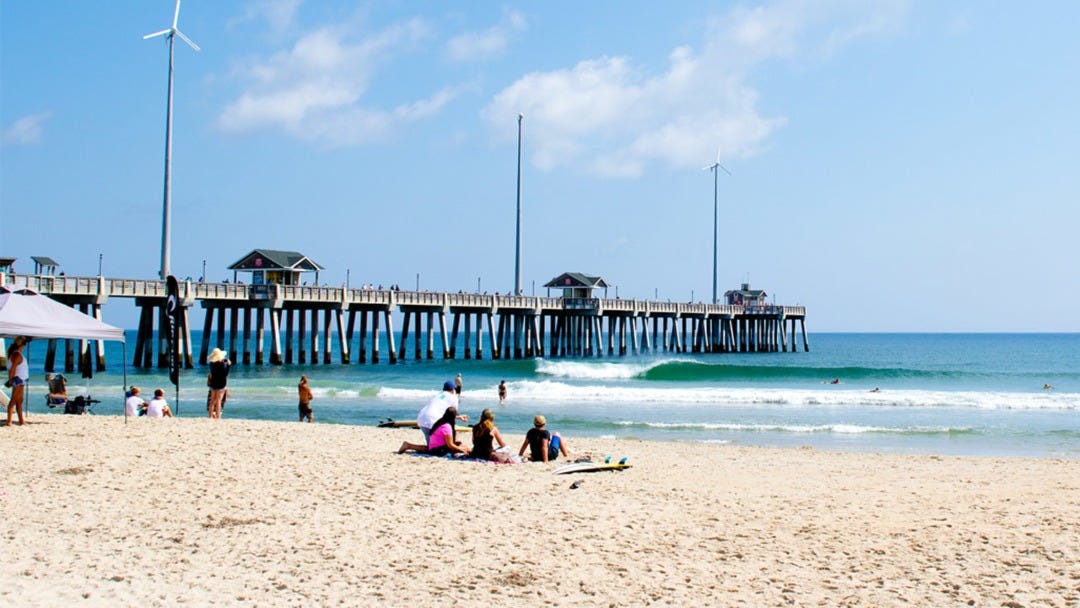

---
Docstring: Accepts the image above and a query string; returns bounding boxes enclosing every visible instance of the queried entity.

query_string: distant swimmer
[1043,383,1054,390]
[869,387,881,393]
[828,378,841,385]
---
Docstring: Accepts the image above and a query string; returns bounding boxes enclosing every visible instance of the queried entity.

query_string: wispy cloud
[218,17,461,146]
[483,0,910,177]
[445,10,526,62]
[230,0,303,34]
[2,112,52,145]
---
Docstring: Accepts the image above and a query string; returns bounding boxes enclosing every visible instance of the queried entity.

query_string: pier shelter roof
[228,249,324,286]
[31,256,60,275]
[544,272,610,298]
[0,258,14,273]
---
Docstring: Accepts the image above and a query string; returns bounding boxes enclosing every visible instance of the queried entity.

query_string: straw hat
[208,348,227,363]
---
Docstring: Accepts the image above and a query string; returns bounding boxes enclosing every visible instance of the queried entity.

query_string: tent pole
[122,342,128,424]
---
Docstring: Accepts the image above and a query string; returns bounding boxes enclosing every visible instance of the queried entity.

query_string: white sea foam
[502,380,1080,410]
[534,357,693,380]
[613,420,968,434]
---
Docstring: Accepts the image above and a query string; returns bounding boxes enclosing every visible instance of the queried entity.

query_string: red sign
[255,258,263,267]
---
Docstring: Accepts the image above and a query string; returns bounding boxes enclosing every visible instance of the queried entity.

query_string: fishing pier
[0,271,807,372]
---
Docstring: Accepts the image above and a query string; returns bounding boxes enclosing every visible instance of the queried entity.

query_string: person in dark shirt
[519,414,570,463]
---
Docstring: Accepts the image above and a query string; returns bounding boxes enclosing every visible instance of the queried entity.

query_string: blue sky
[2,1,1078,332]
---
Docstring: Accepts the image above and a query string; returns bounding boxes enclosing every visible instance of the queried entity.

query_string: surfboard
[552,462,631,475]
[377,418,418,428]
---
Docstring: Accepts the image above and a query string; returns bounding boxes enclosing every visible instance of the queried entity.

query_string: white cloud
[483,0,909,177]
[445,10,527,62]
[231,0,303,34]
[218,18,459,145]
[2,112,51,145]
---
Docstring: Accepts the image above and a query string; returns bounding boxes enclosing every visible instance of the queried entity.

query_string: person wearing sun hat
[206,347,231,419]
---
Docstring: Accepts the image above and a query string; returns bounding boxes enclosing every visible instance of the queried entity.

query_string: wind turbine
[144,0,200,280]
[704,150,732,305]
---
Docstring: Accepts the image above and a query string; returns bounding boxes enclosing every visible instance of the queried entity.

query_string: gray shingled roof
[544,272,610,289]
[228,249,324,271]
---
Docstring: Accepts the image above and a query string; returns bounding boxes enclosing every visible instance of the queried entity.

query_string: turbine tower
[704,150,732,304]
[145,0,200,280]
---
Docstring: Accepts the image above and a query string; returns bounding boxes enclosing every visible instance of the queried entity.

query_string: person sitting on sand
[471,408,511,463]
[519,415,570,463]
[399,407,470,457]
[125,386,148,417]
[416,381,465,444]
[146,388,173,418]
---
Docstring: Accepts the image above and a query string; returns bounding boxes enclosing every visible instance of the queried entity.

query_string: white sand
[2,415,1077,607]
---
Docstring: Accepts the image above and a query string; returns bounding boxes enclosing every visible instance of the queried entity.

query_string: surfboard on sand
[377,418,418,428]
[552,462,631,475]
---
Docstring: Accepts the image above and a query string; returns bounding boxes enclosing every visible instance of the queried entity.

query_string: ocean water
[16,332,1080,459]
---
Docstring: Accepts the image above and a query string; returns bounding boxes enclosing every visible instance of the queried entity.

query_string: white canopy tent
[0,286,128,418]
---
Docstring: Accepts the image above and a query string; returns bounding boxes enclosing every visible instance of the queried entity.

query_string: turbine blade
[718,163,733,176]
[173,0,182,29]
[175,29,201,51]
[143,29,171,39]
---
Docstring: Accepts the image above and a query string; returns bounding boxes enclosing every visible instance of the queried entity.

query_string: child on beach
[519,415,571,463]
[146,389,173,418]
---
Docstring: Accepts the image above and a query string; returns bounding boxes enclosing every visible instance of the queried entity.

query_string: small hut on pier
[31,256,60,276]
[0,258,15,274]
[228,249,324,286]
[544,272,611,299]
[724,282,768,307]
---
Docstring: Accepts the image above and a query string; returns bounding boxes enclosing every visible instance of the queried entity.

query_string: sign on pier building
[228,249,324,286]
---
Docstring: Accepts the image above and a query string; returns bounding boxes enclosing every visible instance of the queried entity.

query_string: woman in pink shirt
[426,407,471,457]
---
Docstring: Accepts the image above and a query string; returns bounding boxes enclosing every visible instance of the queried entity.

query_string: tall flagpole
[514,114,523,296]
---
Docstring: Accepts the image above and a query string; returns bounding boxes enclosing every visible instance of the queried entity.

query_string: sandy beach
[1,415,1077,607]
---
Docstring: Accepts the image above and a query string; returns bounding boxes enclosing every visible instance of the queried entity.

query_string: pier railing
[0,273,806,319]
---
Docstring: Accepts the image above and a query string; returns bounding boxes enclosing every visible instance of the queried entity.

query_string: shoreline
[3,415,1077,606]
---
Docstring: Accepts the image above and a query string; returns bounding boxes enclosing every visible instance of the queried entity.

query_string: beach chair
[45,373,68,410]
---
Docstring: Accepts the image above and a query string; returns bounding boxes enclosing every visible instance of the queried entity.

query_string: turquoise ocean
[20,332,1080,459]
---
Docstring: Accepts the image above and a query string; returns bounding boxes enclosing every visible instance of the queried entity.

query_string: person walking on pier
[4,337,29,427]
[207,348,231,419]
[298,375,314,422]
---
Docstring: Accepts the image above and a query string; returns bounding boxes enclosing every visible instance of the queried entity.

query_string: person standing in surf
[207,348,231,419]
[298,375,314,422]
[454,373,463,400]
[498,380,507,405]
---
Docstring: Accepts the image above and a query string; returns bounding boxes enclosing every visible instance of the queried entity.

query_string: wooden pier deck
[0,274,808,370]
